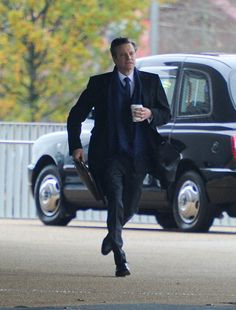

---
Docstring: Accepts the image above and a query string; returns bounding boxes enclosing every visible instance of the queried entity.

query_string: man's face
[112,43,136,75]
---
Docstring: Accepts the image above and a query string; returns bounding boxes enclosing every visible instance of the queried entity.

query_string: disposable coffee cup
[131,104,143,122]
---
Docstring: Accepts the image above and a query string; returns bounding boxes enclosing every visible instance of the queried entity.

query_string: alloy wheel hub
[177,180,200,224]
[39,175,60,216]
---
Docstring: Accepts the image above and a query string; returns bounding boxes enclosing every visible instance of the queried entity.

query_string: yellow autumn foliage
[0,0,175,122]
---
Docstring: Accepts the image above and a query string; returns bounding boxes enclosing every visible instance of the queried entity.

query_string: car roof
[136,53,236,70]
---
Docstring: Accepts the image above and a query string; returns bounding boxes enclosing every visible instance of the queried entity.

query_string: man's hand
[72,148,84,162]
[134,107,152,121]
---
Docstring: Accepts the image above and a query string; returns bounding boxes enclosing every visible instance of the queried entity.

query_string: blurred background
[1,0,236,123]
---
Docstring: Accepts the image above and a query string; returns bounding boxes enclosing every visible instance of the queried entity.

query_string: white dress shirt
[118,71,135,97]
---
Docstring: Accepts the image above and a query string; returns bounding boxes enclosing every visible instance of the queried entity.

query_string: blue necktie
[124,77,131,98]
[123,77,133,143]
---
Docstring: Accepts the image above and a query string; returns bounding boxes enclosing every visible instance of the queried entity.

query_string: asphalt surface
[0,220,236,310]
[1,304,236,310]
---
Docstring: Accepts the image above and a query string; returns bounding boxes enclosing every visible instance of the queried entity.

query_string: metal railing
[0,139,35,218]
[0,122,66,219]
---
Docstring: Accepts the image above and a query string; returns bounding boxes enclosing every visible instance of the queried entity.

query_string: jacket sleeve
[67,78,95,155]
[142,73,171,129]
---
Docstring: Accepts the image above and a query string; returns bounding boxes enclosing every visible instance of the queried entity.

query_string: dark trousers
[105,156,145,266]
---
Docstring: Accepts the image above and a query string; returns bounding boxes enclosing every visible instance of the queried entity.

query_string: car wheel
[155,212,177,230]
[173,171,214,232]
[34,165,74,226]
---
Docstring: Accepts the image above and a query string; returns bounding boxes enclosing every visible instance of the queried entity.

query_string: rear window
[139,66,178,108]
[178,69,212,117]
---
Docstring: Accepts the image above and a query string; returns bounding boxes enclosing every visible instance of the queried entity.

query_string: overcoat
[67,68,171,190]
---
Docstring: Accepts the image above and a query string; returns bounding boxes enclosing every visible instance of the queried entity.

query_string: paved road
[0,220,236,309]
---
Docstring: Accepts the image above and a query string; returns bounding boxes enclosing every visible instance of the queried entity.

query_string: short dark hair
[110,37,137,58]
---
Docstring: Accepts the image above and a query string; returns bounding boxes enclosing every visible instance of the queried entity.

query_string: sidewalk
[1,303,236,310]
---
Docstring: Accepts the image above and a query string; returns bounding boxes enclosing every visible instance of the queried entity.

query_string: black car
[28,53,236,232]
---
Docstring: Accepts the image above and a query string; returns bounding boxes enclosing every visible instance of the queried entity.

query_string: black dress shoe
[115,263,131,277]
[101,235,112,255]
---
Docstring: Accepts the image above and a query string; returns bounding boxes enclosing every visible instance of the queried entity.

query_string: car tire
[34,164,75,226]
[173,171,214,232]
[155,212,178,230]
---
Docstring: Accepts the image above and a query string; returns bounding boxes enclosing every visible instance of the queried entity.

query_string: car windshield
[139,66,178,108]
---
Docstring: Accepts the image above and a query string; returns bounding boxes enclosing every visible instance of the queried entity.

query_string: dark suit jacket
[67,68,171,185]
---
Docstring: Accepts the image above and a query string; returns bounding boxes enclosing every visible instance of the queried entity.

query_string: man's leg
[122,170,146,226]
[103,158,127,265]
[101,157,145,276]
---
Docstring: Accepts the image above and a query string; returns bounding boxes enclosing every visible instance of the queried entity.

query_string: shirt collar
[118,71,134,84]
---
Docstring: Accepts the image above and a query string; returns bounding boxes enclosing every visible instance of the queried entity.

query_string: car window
[179,69,211,117]
[139,66,178,108]
[229,70,236,109]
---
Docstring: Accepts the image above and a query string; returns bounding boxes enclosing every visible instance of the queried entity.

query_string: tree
[0,0,171,122]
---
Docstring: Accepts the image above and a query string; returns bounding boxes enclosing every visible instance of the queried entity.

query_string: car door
[171,62,216,167]
[138,65,180,208]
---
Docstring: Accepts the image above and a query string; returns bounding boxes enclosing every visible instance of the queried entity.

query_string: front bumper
[27,163,35,193]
